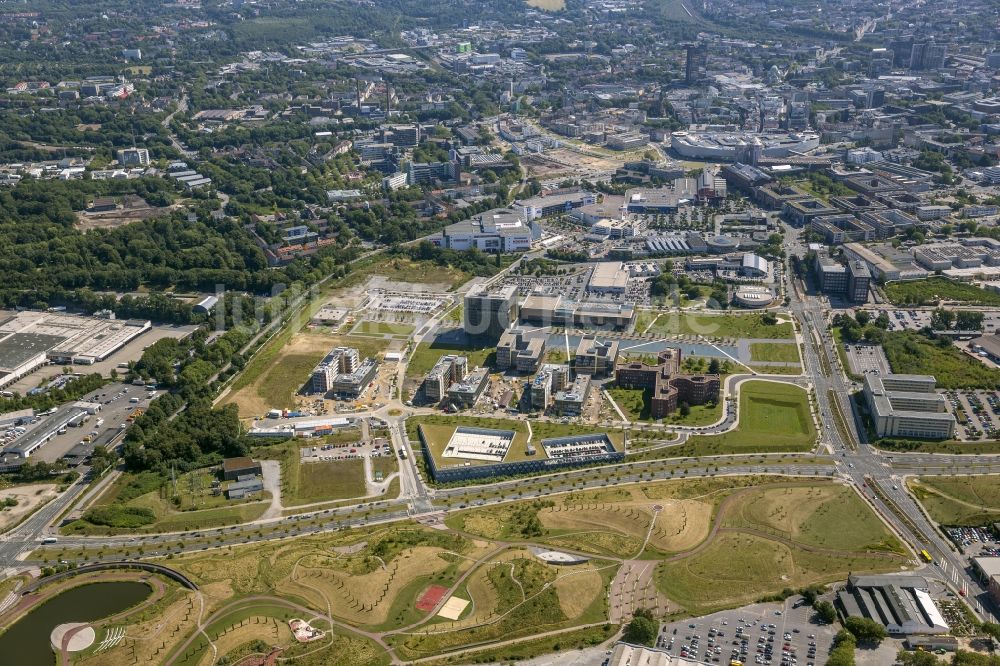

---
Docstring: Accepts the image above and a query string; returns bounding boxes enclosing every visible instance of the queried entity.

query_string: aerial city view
[2,0,1000,665]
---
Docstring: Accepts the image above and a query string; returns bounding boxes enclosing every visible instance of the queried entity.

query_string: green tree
[623,608,658,646]
[895,649,943,666]
[814,600,837,624]
[844,616,887,644]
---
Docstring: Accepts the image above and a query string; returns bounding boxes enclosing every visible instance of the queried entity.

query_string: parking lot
[945,389,1000,440]
[658,597,838,666]
[299,437,394,464]
[844,342,890,377]
[946,525,1000,557]
[2,382,154,463]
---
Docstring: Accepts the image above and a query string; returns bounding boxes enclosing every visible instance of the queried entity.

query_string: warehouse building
[519,293,634,330]
[587,262,630,294]
[863,374,955,439]
[836,574,948,634]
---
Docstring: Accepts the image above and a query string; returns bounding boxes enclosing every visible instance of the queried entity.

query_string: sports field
[682,380,815,455]
[908,476,1000,526]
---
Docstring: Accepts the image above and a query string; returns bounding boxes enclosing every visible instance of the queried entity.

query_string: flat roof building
[464,284,519,340]
[423,355,468,403]
[447,367,490,408]
[437,209,537,254]
[614,348,721,420]
[837,574,948,635]
[496,328,546,373]
[863,374,955,440]
[574,336,619,378]
[553,374,591,416]
[587,262,629,294]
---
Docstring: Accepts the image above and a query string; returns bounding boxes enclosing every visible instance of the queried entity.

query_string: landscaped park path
[164,595,396,666]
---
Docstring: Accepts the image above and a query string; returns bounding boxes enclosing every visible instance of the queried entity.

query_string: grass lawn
[884,330,1000,389]
[406,339,495,382]
[253,433,368,506]
[885,276,1000,306]
[64,468,271,535]
[750,342,801,364]
[371,454,398,480]
[298,460,367,504]
[908,476,1000,526]
[606,386,723,426]
[353,320,415,336]
[643,312,794,340]
[681,380,815,455]
[655,531,899,616]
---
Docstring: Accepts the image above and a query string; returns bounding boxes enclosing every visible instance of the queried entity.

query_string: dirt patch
[76,204,181,231]
[0,484,58,532]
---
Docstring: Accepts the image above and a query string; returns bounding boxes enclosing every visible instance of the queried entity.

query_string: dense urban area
[2,0,1000,664]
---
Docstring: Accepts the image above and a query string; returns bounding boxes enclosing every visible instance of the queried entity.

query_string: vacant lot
[526,0,565,8]
[885,277,1000,306]
[254,437,368,506]
[0,483,57,531]
[64,469,270,535]
[353,320,415,337]
[909,476,1000,526]
[224,332,390,415]
[682,380,815,455]
[750,342,801,364]
[656,531,900,616]
[642,312,794,340]
[884,330,1000,390]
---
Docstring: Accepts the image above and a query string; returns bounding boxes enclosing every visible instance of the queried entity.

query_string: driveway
[259,460,283,520]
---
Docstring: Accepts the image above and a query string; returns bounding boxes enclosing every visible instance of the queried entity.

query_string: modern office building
[423,355,468,403]
[553,374,591,416]
[574,336,619,377]
[464,284,519,340]
[310,347,360,393]
[436,209,537,253]
[519,293,635,330]
[529,364,571,411]
[614,349,721,419]
[447,367,490,408]
[496,328,546,373]
[685,43,708,85]
[514,191,597,221]
[814,253,871,303]
[863,374,955,439]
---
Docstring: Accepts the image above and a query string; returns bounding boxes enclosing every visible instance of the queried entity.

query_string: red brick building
[614,349,720,419]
